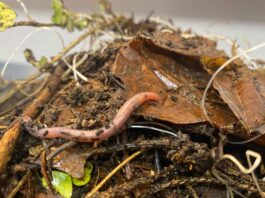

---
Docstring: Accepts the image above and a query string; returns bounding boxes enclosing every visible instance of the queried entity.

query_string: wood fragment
[41,151,54,192]
[0,65,64,175]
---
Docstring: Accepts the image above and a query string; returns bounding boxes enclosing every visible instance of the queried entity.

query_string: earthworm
[24,92,159,142]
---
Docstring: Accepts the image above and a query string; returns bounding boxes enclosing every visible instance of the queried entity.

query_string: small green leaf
[23,49,32,60]
[51,0,65,25]
[38,56,48,67]
[0,2,16,31]
[42,170,72,198]
[75,18,89,30]
[73,163,93,186]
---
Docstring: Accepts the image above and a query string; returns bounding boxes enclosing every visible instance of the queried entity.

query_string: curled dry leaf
[213,66,265,132]
[112,32,237,129]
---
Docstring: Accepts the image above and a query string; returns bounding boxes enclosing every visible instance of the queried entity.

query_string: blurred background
[1,0,265,79]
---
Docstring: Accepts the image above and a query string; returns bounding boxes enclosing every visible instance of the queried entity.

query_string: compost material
[1,4,265,198]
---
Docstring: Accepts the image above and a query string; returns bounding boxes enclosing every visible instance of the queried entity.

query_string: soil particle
[64,86,90,106]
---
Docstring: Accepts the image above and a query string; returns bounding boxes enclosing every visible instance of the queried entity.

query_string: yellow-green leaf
[51,0,64,24]
[0,1,16,31]
[42,170,72,198]
[38,56,48,68]
[73,163,93,186]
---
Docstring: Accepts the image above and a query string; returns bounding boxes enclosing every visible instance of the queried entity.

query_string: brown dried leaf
[52,148,87,179]
[112,33,237,129]
[213,66,265,131]
[151,32,223,59]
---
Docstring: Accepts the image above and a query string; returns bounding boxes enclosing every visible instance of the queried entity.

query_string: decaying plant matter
[0,0,265,198]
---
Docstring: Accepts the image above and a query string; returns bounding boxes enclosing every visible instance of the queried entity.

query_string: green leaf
[42,170,72,198]
[51,0,65,25]
[73,163,93,186]
[38,56,48,68]
[0,1,16,31]
[23,49,32,60]
[75,18,89,30]
[51,0,91,31]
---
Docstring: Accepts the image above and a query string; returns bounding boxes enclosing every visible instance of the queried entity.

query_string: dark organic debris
[1,2,265,198]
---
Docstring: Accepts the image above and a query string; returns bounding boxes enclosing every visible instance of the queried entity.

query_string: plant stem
[50,22,113,65]
[12,21,58,28]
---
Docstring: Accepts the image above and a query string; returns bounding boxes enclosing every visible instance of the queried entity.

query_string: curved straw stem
[16,0,33,21]
[212,150,263,198]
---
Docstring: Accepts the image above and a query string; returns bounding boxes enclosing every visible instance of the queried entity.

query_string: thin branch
[81,137,186,158]
[49,22,113,65]
[12,21,58,28]
[85,149,144,198]
[0,125,8,129]
[47,141,77,161]
[7,171,31,198]
[41,151,54,192]
[0,76,49,116]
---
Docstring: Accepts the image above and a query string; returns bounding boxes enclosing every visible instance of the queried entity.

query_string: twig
[12,21,58,28]
[0,76,48,116]
[42,140,53,180]
[81,137,187,158]
[0,65,64,175]
[85,149,144,198]
[50,22,113,65]
[46,141,77,161]
[0,83,18,104]
[0,72,43,115]
[7,171,31,198]
[0,125,8,129]
[94,167,211,197]
[0,81,32,105]
[186,185,199,198]
[141,177,218,198]
[41,151,54,192]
